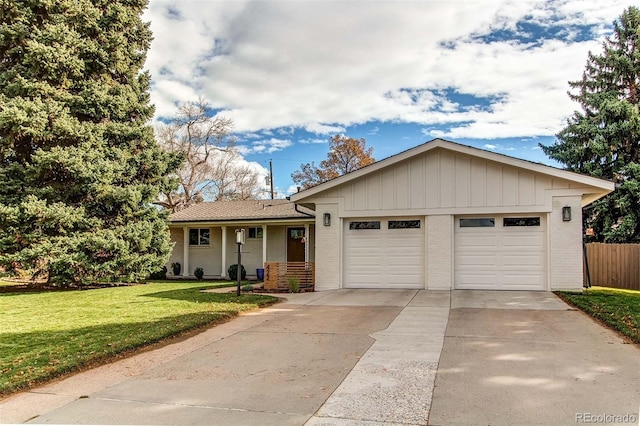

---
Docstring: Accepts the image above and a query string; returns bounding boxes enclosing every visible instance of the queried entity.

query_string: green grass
[555,287,640,344]
[0,282,278,396]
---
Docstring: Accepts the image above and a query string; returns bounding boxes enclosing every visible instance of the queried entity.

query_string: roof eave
[290,138,615,202]
[169,216,316,225]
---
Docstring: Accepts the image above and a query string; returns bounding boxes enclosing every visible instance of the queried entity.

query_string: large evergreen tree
[0,0,182,284]
[541,6,640,243]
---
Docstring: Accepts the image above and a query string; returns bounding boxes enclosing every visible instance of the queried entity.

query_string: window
[459,218,495,228]
[503,217,541,227]
[289,228,305,239]
[189,228,210,246]
[349,221,381,230]
[388,220,421,229]
[248,227,263,239]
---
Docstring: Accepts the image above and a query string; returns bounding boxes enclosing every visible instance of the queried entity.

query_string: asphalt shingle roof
[170,199,315,223]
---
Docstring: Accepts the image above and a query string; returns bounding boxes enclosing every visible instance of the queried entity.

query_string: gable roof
[170,199,314,223]
[290,138,614,205]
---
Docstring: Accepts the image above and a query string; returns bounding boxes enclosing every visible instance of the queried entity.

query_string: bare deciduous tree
[156,99,264,211]
[208,150,263,201]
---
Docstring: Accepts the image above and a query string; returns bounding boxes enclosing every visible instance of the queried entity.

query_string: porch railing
[263,262,315,291]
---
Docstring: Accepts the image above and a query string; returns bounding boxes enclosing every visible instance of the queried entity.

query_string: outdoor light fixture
[562,206,571,222]
[323,213,331,226]
[234,229,245,296]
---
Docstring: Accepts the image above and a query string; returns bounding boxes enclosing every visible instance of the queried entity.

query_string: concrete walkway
[307,290,450,425]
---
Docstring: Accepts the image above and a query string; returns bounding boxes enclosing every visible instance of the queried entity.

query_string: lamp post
[235,229,245,296]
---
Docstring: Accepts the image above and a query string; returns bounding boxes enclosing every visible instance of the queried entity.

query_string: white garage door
[455,215,546,290]
[344,218,424,289]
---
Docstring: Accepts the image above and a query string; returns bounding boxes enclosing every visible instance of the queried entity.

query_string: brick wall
[314,203,341,291]
[549,196,583,290]
[426,215,453,290]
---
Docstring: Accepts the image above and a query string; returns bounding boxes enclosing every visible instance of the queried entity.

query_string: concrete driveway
[1,290,449,425]
[429,291,640,426]
[1,290,638,425]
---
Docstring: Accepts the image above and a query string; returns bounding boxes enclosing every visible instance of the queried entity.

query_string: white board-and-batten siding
[316,149,586,214]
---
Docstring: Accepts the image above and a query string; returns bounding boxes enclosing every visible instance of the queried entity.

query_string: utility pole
[269,159,275,199]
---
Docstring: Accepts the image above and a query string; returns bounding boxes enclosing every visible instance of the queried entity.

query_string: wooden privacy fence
[263,262,315,291]
[584,243,640,290]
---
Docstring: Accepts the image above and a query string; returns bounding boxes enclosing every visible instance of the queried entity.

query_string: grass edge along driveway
[0,281,278,397]
[555,286,640,344]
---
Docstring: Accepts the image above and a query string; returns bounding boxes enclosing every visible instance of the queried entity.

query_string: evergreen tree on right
[541,6,640,242]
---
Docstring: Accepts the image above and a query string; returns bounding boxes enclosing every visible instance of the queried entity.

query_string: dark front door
[287,227,305,262]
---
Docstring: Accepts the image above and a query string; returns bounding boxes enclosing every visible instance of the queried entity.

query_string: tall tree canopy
[155,99,263,212]
[291,135,375,190]
[0,0,181,284]
[541,6,640,243]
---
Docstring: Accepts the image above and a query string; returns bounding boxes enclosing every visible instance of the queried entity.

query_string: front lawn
[0,282,278,396]
[555,287,640,344]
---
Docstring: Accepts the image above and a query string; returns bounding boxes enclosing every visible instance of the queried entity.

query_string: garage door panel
[502,278,543,290]
[386,253,422,262]
[503,273,542,283]
[502,254,543,267]
[348,236,381,247]
[502,234,544,247]
[456,254,498,267]
[455,215,545,290]
[349,256,383,265]
[386,247,419,256]
[344,218,423,289]
[386,236,415,247]
[458,272,496,282]
[456,235,498,248]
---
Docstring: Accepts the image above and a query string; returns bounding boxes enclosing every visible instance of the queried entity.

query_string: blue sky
[144,0,628,197]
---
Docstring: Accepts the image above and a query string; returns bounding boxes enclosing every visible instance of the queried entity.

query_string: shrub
[287,276,300,293]
[149,266,167,280]
[227,264,246,281]
[194,267,204,280]
[171,262,181,276]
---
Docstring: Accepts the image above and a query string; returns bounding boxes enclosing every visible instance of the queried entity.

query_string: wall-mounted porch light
[323,213,331,226]
[562,206,571,222]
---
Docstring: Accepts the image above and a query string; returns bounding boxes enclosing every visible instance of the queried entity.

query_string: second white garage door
[344,218,424,289]
[455,215,546,290]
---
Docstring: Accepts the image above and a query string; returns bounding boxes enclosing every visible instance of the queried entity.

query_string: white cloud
[240,138,293,155]
[480,143,516,152]
[286,185,301,196]
[299,138,327,145]
[146,0,629,139]
[304,123,346,135]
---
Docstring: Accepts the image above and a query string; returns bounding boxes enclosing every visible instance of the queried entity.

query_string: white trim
[304,223,310,263]
[221,226,227,278]
[182,226,189,277]
[171,218,314,227]
[545,212,551,291]
[299,188,608,220]
[339,217,344,289]
[262,224,267,266]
